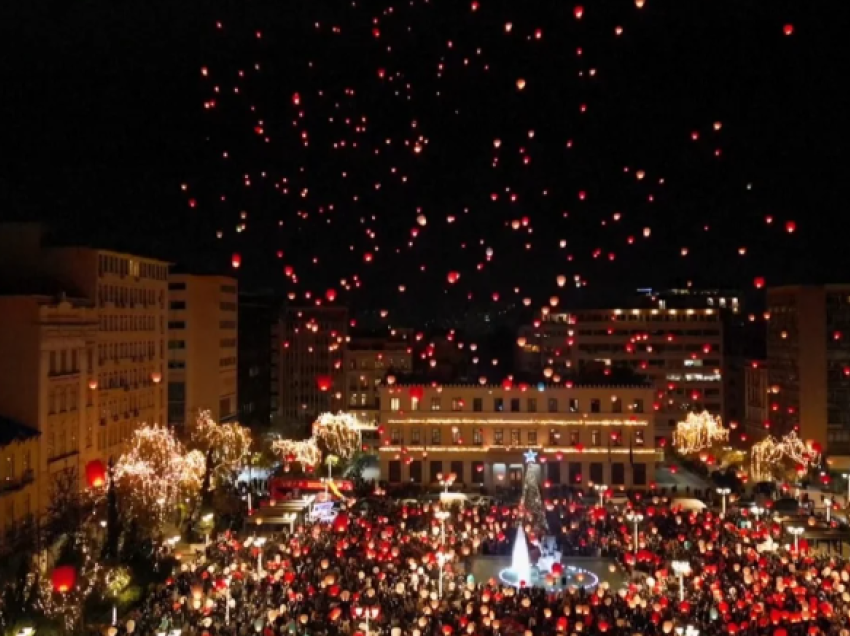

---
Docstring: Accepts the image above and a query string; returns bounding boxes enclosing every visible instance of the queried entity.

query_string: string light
[750,431,820,481]
[673,410,728,454]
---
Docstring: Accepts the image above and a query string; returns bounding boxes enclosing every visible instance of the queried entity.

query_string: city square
[2,1,849,635]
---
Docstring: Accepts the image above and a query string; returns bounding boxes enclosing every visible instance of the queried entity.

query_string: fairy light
[192,409,252,485]
[673,411,728,454]
[272,437,323,470]
[113,424,205,522]
[313,412,362,459]
[750,431,820,481]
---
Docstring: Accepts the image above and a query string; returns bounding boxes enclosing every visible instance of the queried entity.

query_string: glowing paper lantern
[52,565,77,593]
[232,253,242,269]
[516,78,526,90]
[317,376,332,392]
[85,460,107,488]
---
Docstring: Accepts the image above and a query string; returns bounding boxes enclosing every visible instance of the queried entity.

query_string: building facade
[0,225,169,461]
[378,383,656,490]
[275,306,348,435]
[0,295,100,509]
[518,307,724,440]
[0,417,40,545]
[167,274,238,427]
[766,286,850,459]
[238,291,276,429]
[743,360,769,440]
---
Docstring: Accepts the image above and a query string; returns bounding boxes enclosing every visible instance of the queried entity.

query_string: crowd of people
[114,491,850,636]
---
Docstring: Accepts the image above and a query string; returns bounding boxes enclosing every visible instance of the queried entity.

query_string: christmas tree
[520,453,548,536]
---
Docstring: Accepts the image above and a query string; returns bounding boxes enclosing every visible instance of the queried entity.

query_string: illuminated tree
[191,410,252,495]
[313,412,362,460]
[272,437,322,472]
[113,424,204,527]
[674,411,729,455]
[750,431,820,482]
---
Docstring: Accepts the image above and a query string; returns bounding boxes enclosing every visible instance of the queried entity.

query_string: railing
[0,469,35,494]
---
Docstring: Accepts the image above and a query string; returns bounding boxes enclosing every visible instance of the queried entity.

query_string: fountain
[497,454,600,590]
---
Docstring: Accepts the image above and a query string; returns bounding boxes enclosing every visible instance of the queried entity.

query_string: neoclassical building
[377,382,658,491]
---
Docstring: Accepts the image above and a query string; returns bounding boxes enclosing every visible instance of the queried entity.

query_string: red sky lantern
[317,375,332,392]
[574,5,584,19]
[447,271,460,284]
[231,253,241,269]
[783,24,794,36]
[332,513,350,532]
[85,459,107,488]
[325,288,337,302]
[754,276,765,289]
[409,386,424,400]
[785,220,796,233]
[52,565,77,593]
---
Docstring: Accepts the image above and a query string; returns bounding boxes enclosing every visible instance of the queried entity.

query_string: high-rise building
[0,225,168,462]
[345,334,413,448]
[378,383,657,490]
[743,359,768,439]
[518,304,725,440]
[766,285,850,458]
[167,274,238,427]
[238,290,276,429]
[0,294,99,511]
[275,306,349,435]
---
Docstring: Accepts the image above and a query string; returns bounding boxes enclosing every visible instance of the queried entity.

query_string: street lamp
[751,505,763,522]
[594,483,608,507]
[626,512,643,554]
[671,560,691,602]
[716,487,731,517]
[224,576,232,625]
[201,513,214,547]
[437,551,449,598]
[787,525,804,552]
[353,605,381,636]
[824,498,832,523]
[254,536,267,575]
[435,510,450,546]
[843,473,850,505]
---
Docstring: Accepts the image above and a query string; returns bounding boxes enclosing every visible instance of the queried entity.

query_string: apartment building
[378,383,656,490]
[0,418,40,545]
[275,306,348,435]
[518,307,724,440]
[766,285,850,459]
[167,274,238,427]
[0,294,99,510]
[743,360,769,439]
[0,224,169,462]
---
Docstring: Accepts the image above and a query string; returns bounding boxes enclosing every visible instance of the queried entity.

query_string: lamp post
[435,510,450,546]
[354,605,380,636]
[843,473,850,506]
[716,487,731,517]
[224,576,231,625]
[751,505,763,522]
[255,537,267,576]
[201,513,214,547]
[787,526,804,552]
[825,498,832,523]
[626,512,643,553]
[671,560,691,602]
[437,551,449,598]
[594,483,608,507]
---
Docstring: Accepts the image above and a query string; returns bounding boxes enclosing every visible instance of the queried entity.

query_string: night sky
[2,0,848,321]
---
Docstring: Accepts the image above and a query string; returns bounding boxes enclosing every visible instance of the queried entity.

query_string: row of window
[1,449,33,482]
[98,341,157,363]
[98,283,162,308]
[220,357,237,367]
[47,385,86,413]
[388,427,645,447]
[48,349,86,375]
[386,459,647,486]
[99,314,161,333]
[99,255,167,281]
[390,396,645,414]
[349,358,410,370]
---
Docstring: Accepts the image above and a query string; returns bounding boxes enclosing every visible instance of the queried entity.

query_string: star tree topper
[523,449,538,464]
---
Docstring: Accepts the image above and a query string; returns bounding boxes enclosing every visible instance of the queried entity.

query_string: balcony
[0,469,35,494]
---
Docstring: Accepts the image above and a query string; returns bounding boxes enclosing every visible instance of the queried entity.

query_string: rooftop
[0,416,40,447]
